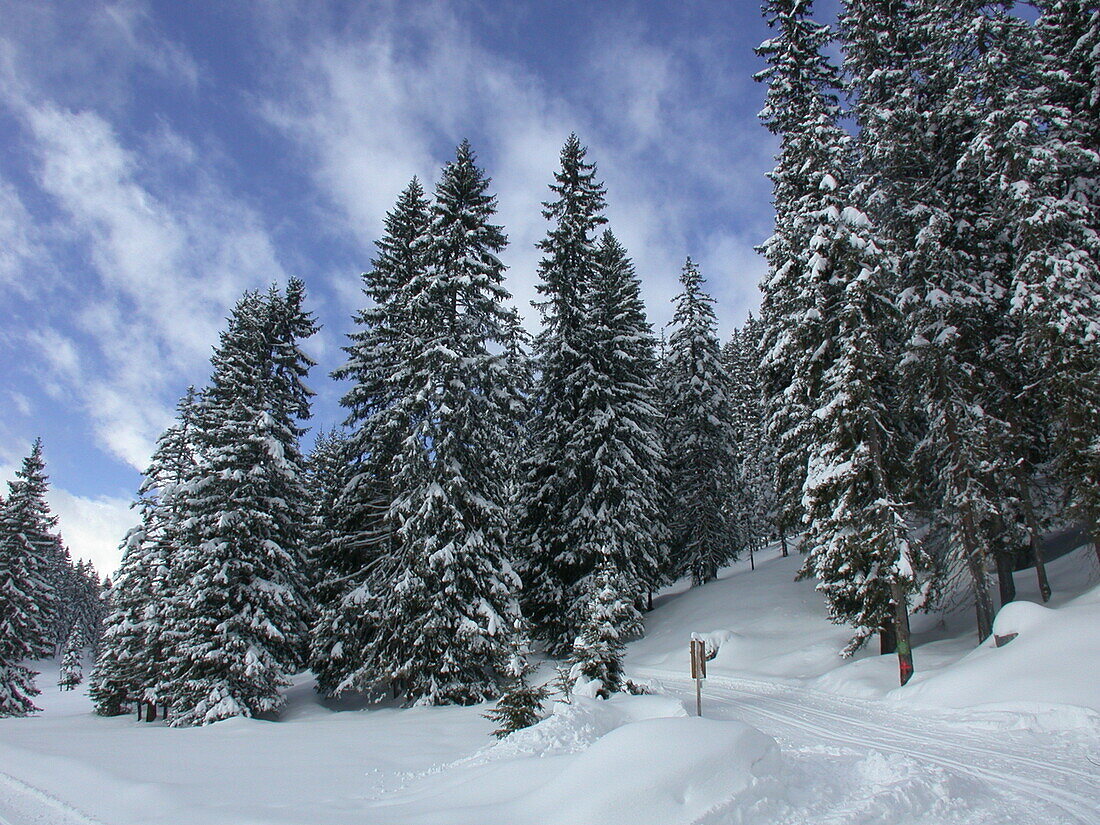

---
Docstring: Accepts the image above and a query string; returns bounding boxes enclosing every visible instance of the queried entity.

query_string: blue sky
[0,0,843,574]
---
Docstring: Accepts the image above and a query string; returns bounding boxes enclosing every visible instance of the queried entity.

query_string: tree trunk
[647,590,653,611]
[749,545,755,571]
[963,518,995,643]
[1015,470,1051,603]
[891,583,914,686]
[879,618,897,655]
[994,542,1016,607]
[779,532,788,558]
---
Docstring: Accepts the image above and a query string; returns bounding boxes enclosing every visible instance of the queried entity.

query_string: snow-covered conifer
[160,284,317,725]
[516,135,616,654]
[568,562,630,699]
[313,178,432,698]
[665,260,738,585]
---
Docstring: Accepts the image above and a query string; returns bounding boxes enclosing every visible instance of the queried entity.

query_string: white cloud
[2,100,287,469]
[258,2,771,336]
[0,455,130,579]
[49,487,134,578]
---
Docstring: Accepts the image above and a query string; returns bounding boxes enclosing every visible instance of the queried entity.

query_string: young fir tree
[376,140,524,705]
[91,388,199,715]
[483,622,547,738]
[160,284,317,725]
[314,179,432,699]
[58,626,83,690]
[568,561,630,698]
[517,135,612,655]
[665,260,738,585]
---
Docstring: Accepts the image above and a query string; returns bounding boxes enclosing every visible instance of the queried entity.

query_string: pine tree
[996,2,1100,557]
[0,440,62,658]
[724,317,776,564]
[91,388,199,716]
[842,0,1010,642]
[160,284,317,725]
[517,134,612,655]
[314,178,432,699]
[665,259,738,585]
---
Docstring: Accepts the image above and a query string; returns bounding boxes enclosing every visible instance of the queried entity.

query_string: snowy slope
[1,542,1097,824]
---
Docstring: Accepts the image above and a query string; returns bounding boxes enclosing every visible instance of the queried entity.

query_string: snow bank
[890,582,1100,726]
[515,715,781,825]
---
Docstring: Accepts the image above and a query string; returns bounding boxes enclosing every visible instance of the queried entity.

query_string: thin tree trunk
[1015,470,1051,603]
[963,512,995,643]
[891,583,914,686]
[779,532,788,558]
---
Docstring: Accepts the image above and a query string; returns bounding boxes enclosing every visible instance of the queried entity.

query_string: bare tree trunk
[779,532,788,558]
[1015,470,1051,603]
[963,511,995,643]
[994,540,1016,607]
[891,583,914,686]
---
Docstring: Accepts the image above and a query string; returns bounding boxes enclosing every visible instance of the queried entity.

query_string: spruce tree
[665,260,738,585]
[386,140,524,704]
[58,626,84,691]
[314,178,432,698]
[568,562,629,698]
[160,284,317,725]
[517,134,611,655]
[91,388,199,716]
[755,0,845,548]
[570,230,666,635]
[0,440,62,659]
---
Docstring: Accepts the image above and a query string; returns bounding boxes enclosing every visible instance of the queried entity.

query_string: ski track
[644,669,1100,825]
[0,770,106,825]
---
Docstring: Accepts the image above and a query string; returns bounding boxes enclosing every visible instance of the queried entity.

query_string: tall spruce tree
[517,134,611,655]
[993,1,1100,558]
[91,388,199,715]
[569,230,666,637]
[665,259,738,585]
[379,140,524,704]
[314,179,433,698]
[755,0,845,549]
[159,284,317,725]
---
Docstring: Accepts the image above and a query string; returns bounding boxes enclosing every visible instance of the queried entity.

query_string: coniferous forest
[0,0,1096,735]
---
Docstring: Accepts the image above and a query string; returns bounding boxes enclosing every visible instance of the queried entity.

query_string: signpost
[689,635,707,717]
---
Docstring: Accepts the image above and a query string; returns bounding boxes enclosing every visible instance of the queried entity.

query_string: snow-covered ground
[2,543,1097,824]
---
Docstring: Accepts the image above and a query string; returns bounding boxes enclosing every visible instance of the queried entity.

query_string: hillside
[0,543,1097,824]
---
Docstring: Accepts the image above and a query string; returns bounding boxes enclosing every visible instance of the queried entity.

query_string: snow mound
[516,716,781,825]
[471,693,689,764]
[890,582,1100,723]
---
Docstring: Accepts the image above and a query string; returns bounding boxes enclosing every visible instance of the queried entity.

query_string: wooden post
[690,637,707,717]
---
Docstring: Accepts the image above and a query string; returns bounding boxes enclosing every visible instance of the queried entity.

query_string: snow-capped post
[690,634,706,717]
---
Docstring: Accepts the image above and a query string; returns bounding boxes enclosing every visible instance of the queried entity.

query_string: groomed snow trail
[644,670,1100,825]
[0,770,106,825]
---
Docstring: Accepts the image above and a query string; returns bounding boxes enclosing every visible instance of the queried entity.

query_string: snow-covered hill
[1,543,1097,824]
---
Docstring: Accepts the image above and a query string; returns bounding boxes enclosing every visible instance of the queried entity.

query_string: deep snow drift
[1,542,1097,824]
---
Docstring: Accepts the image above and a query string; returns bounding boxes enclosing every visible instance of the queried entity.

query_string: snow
[1,537,1097,823]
